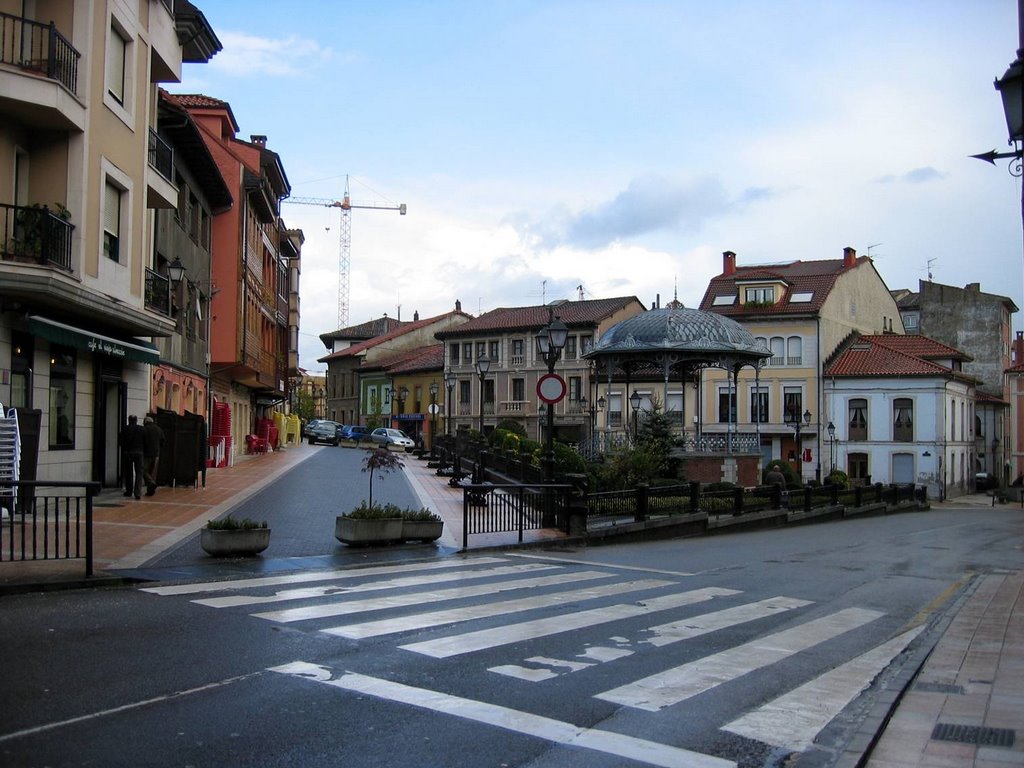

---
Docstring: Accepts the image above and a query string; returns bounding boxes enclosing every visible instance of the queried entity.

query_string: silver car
[369,427,415,451]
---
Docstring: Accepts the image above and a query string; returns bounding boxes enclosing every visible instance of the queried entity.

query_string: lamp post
[630,390,642,441]
[474,354,490,435]
[444,372,456,437]
[536,315,568,483]
[579,395,605,442]
[827,421,836,478]
[428,381,438,454]
[786,408,812,478]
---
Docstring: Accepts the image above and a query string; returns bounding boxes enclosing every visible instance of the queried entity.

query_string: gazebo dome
[592,307,770,358]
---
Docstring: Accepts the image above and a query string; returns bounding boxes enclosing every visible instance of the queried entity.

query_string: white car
[370,427,415,451]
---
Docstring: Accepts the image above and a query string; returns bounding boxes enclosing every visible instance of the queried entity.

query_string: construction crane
[285,176,406,328]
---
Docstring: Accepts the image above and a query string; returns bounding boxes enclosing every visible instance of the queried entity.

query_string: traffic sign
[537,373,567,404]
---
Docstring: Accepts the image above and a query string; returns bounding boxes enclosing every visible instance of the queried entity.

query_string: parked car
[370,427,415,452]
[302,419,322,438]
[308,420,341,446]
[340,424,372,443]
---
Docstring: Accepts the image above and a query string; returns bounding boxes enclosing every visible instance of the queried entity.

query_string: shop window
[48,345,76,450]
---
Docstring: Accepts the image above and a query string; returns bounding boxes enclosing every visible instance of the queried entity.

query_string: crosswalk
[142,554,921,767]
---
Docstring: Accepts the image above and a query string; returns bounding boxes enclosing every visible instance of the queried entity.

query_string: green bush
[206,515,267,530]
[344,502,439,521]
[763,460,801,489]
[825,468,850,489]
[494,419,527,439]
[704,481,737,492]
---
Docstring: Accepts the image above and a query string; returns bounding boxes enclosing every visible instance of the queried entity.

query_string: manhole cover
[932,723,1015,748]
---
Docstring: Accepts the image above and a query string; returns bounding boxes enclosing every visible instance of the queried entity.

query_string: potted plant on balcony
[200,515,270,557]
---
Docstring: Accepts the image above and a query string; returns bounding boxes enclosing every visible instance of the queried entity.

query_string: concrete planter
[335,515,403,545]
[200,527,271,557]
[401,520,444,542]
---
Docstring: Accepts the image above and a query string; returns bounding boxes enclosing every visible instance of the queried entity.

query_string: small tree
[362,447,404,507]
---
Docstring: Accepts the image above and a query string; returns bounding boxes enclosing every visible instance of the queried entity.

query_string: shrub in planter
[201,515,270,557]
[335,503,443,545]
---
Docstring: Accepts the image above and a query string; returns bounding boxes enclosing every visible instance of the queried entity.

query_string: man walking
[142,416,164,497]
[120,415,145,500]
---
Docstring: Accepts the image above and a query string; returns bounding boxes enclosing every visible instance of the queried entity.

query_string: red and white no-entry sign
[537,373,567,404]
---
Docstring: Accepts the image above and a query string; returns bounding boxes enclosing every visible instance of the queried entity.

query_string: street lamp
[786,408,812,478]
[827,421,836,477]
[429,381,438,455]
[536,315,568,483]
[444,372,456,437]
[474,354,490,435]
[579,395,605,442]
[630,390,642,440]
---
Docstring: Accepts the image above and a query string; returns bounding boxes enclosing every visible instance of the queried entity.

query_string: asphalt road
[0,502,1020,768]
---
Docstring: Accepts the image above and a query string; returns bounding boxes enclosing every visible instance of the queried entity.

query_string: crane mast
[285,176,406,328]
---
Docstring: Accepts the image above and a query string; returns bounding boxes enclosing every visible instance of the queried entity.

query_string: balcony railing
[0,12,80,94]
[145,268,171,316]
[0,203,73,270]
[148,128,174,181]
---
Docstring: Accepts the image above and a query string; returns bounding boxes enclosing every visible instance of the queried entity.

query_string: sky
[172,1,1024,375]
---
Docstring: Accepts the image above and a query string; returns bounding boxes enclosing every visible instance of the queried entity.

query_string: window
[459,380,471,404]
[10,332,32,409]
[511,339,524,366]
[488,340,500,362]
[48,345,76,450]
[718,388,736,423]
[607,394,623,428]
[902,313,919,331]
[750,388,769,423]
[950,401,956,441]
[512,378,525,402]
[744,287,775,304]
[783,387,803,423]
[581,335,593,354]
[476,341,486,361]
[449,343,460,367]
[893,398,913,442]
[103,181,122,261]
[462,343,473,363]
[849,398,867,441]
[568,376,581,402]
[786,336,802,366]
[769,337,785,366]
[105,24,127,104]
[565,336,577,360]
[848,452,869,486]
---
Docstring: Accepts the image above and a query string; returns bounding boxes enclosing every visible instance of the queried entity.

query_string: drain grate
[932,723,1015,748]
[915,682,964,695]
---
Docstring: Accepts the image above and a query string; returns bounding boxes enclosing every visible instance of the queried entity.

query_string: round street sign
[428,403,440,415]
[537,373,567,404]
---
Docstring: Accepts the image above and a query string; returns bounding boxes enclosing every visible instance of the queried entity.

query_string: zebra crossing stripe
[267,663,736,768]
[194,563,559,608]
[722,625,923,751]
[644,596,813,647]
[596,607,885,711]
[141,557,509,596]
[254,570,624,624]
[322,578,676,639]
[400,587,741,658]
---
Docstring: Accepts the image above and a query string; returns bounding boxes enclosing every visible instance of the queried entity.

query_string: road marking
[596,607,884,711]
[194,563,559,608]
[723,626,923,750]
[322,578,676,639]
[141,556,510,595]
[267,663,735,768]
[644,596,813,647]
[401,587,740,658]
[508,552,695,577]
[0,673,260,743]
[254,570,621,624]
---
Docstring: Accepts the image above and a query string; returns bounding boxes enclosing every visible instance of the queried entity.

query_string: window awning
[28,315,161,365]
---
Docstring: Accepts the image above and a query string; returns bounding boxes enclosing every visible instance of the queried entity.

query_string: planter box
[200,527,271,557]
[335,516,403,545]
[402,520,444,542]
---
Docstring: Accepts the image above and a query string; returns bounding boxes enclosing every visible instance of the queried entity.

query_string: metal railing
[145,267,171,315]
[0,12,80,93]
[461,483,570,548]
[1,481,99,576]
[0,203,73,270]
[148,128,174,181]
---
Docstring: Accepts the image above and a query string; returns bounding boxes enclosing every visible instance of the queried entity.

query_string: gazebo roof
[589,307,770,360]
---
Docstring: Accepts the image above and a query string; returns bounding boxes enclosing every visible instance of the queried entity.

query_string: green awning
[29,315,161,365]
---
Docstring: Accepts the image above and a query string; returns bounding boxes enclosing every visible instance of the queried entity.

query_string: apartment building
[434,297,646,442]
[700,248,902,481]
[0,1,219,485]
[174,94,302,457]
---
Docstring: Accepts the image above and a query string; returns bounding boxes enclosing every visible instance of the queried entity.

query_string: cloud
[210,31,336,77]
[875,166,947,185]
[514,175,775,250]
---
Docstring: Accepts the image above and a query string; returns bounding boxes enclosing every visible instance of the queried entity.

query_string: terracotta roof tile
[825,334,972,378]
[866,334,971,362]
[435,297,641,338]
[318,310,469,363]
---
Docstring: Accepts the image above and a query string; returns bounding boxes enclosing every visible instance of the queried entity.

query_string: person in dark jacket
[120,415,146,499]
[142,416,165,496]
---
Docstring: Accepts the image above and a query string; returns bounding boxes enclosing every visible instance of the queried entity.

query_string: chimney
[723,251,737,276]
[1015,331,1024,364]
[413,310,419,321]
[843,247,856,268]
[965,282,981,292]
[250,134,267,146]
[455,299,462,312]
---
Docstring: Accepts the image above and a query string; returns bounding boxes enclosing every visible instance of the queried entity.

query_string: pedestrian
[765,464,786,489]
[142,416,165,497]
[120,415,146,500]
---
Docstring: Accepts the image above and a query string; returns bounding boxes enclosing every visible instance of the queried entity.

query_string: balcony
[0,203,73,271]
[0,12,84,131]
[144,268,171,316]
[146,128,177,209]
